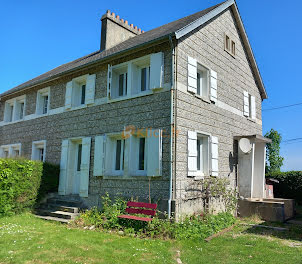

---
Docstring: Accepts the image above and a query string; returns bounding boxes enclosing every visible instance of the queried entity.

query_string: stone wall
[174,8,263,216]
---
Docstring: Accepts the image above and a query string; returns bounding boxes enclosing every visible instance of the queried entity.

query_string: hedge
[0,158,60,216]
[266,171,302,204]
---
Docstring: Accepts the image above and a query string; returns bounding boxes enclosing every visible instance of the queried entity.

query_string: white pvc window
[196,134,210,176]
[32,140,46,162]
[0,143,21,158]
[36,88,50,115]
[197,64,209,98]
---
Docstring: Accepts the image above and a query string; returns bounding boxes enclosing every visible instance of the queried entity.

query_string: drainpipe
[168,35,175,218]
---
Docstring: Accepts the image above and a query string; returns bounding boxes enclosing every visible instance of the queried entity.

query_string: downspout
[168,35,175,218]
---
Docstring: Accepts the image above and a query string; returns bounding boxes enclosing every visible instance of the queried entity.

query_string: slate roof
[0,2,224,97]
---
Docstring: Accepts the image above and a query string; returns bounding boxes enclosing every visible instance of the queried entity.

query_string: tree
[264,129,284,173]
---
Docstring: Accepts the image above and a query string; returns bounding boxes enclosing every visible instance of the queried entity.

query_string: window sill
[108,90,153,103]
[195,94,211,104]
[65,104,88,111]
[224,48,236,58]
[103,174,161,180]
[247,117,256,123]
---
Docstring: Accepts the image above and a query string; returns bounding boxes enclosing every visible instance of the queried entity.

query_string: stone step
[48,210,79,220]
[42,204,79,214]
[47,198,82,208]
[34,214,70,224]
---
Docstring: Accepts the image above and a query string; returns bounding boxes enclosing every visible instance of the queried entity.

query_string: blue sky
[0,0,301,171]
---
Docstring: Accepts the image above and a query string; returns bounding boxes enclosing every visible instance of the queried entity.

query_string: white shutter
[210,70,218,103]
[36,92,42,115]
[243,91,249,117]
[147,129,162,176]
[85,74,96,105]
[188,131,197,177]
[93,135,105,176]
[251,95,256,119]
[150,52,164,90]
[80,137,91,197]
[107,65,112,99]
[187,56,197,93]
[4,102,12,122]
[65,81,73,109]
[58,140,69,195]
[211,136,219,177]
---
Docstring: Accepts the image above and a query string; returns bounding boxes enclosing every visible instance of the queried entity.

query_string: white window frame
[72,75,87,108]
[0,143,21,158]
[31,140,46,162]
[196,63,210,99]
[129,133,147,177]
[4,95,26,123]
[105,133,128,177]
[196,132,210,177]
[109,55,154,102]
[36,87,50,116]
[3,101,14,122]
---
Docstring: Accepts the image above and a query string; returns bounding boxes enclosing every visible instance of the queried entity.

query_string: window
[130,134,147,176]
[77,144,82,171]
[115,139,125,171]
[111,65,128,99]
[248,94,252,118]
[4,96,26,122]
[196,134,209,176]
[197,64,209,98]
[73,79,87,107]
[138,138,146,170]
[0,143,21,158]
[224,34,236,57]
[32,140,46,162]
[108,52,163,100]
[81,85,86,105]
[36,88,50,115]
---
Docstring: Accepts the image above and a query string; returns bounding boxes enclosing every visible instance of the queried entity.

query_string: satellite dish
[239,138,252,154]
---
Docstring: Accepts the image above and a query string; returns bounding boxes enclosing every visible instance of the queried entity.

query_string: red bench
[118,201,157,222]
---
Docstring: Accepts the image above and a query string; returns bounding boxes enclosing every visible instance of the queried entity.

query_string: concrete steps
[34,196,83,224]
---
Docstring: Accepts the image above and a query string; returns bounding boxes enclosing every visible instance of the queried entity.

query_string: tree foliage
[265,129,284,173]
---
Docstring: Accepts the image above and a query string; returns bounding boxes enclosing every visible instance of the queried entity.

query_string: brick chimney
[100,10,144,51]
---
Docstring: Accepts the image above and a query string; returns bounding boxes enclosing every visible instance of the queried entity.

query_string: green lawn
[0,213,302,264]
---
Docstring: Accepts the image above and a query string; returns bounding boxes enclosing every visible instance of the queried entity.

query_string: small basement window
[197,64,210,98]
[0,143,21,158]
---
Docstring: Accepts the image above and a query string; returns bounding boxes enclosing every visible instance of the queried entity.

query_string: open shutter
[107,65,112,99]
[65,81,72,110]
[147,129,162,176]
[93,135,105,176]
[85,74,96,105]
[243,91,249,117]
[187,56,197,93]
[188,131,197,177]
[80,137,91,197]
[36,92,42,115]
[210,70,218,103]
[58,140,69,195]
[150,52,164,90]
[211,136,219,177]
[251,95,256,119]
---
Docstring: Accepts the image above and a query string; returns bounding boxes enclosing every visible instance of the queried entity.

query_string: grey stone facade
[0,6,265,217]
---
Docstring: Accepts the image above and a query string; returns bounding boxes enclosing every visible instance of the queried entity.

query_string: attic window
[224,34,236,57]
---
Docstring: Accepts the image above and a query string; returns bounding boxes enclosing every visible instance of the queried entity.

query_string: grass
[0,213,302,264]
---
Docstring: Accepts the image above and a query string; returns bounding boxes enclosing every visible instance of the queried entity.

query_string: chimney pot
[107,10,110,15]
[125,20,128,25]
[130,24,133,28]
[121,18,124,22]
[134,26,138,30]
[112,12,115,18]
[116,15,120,20]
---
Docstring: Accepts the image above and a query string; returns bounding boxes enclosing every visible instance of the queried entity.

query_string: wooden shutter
[36,92,42,115]
[80,137,91,197]
[58,140,69,195]
[65,81,73,109]
[211,136,219,177]
[85,74,96,105]
[210,70,218,103]
[147,129,162,176]
[243,91,249,117]
[187,56,197,93]
[93,135,105,176]
[150,52,164,90]
[251,95,256,119]
[107,65,112,99]
[188,131,197,177]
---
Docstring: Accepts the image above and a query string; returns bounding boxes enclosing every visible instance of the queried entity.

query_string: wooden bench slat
[125,207,156,216]
[118,214,153,222]
[127,201,157,209]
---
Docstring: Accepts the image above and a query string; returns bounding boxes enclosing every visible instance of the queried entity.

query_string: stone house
[0,0,269,217]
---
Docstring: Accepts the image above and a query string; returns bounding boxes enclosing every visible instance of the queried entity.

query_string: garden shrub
[0,158,43,216]
[37,162,60,201]
[266,171,302,204]
[0,158,60,216]
[74,193,236,240]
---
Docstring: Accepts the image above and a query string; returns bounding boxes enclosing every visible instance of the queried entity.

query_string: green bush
[37,162,60,201]
[75,193,236,240]
[0,158,60,216]
[266,171,302,204]
[0,158,43,216]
